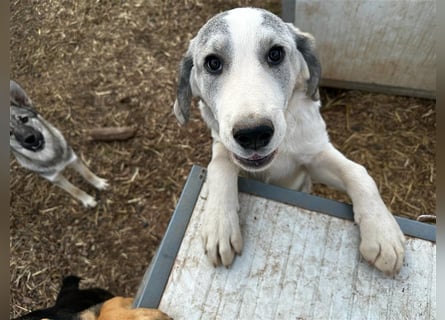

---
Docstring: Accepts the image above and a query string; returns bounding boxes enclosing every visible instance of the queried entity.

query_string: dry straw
[10,0,434,317]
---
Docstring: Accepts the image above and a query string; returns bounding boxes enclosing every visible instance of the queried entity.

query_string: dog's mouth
[27,139,45,151]
[233,150,277,170]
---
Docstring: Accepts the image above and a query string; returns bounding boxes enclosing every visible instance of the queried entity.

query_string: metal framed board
[134,165,436,319]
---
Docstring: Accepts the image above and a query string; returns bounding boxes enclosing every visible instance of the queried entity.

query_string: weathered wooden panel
[283,0,436,98]
[158,191,436,319]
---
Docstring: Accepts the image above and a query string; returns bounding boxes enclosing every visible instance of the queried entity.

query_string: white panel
[291,0,436,95]
[159,189,436,319]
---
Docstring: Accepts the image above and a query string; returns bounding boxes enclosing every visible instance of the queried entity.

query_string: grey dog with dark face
[10,80,108,207]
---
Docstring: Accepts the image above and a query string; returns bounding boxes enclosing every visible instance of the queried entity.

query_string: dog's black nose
[24,134,38,145]
[17,128,44,151]
[233,121,274,150]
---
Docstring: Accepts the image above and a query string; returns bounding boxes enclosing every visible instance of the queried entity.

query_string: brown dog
[95,297,171,320]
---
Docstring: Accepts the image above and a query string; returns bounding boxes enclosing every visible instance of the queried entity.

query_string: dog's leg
[69,157,109,190]
[45,172,98,208]
[307,144,405,275]
[202,141,243,267]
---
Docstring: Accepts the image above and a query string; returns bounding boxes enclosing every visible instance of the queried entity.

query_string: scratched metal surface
[158,189,436,320]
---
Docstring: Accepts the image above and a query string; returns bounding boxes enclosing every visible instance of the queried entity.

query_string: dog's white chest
[243,151,311,192]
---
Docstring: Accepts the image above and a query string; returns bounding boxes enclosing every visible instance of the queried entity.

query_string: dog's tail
[55,275,81,303]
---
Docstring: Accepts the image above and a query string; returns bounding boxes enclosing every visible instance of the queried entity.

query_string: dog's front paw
[358,211,405,276]
[94,177,109,190]
[80,194,97,208]
[201,205,243,267]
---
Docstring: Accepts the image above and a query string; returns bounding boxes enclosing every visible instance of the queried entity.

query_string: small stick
[416,214,436,223]
[85,126,137,141]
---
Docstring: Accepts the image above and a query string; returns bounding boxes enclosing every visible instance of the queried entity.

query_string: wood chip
[85,126,137,141]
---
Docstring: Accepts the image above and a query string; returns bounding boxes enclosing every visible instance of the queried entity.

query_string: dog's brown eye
[267,46,284,65]
[205,55,223,74]
[19,116,29,123]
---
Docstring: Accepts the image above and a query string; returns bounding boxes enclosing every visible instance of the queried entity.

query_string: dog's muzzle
[14,126,45,151]
[232,120,277,170]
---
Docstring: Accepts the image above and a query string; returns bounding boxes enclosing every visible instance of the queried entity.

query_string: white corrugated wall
[282,0,436,98]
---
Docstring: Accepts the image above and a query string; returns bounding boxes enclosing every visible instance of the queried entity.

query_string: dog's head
[10,80,45,152]
[173,8,321,171]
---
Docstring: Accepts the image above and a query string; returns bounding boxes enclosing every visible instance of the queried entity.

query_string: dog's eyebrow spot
[196,12,229,47]
[261,10,287,32]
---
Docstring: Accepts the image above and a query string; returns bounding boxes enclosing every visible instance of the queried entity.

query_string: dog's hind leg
[69,157,109,190]
[45,172,98,208]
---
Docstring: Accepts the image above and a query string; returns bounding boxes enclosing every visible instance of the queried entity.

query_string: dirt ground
[10,0,435,318]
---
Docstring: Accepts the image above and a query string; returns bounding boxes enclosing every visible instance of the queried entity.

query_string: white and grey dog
[10,80,108,208]
[173,8,405,275]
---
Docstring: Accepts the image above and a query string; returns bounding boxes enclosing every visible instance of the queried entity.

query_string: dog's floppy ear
[10,80,34,108]
[286,24,321,101]
[173,53,194,126]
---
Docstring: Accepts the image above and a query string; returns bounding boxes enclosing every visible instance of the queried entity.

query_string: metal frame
[133,165,206,308]
[133,164,436,308]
